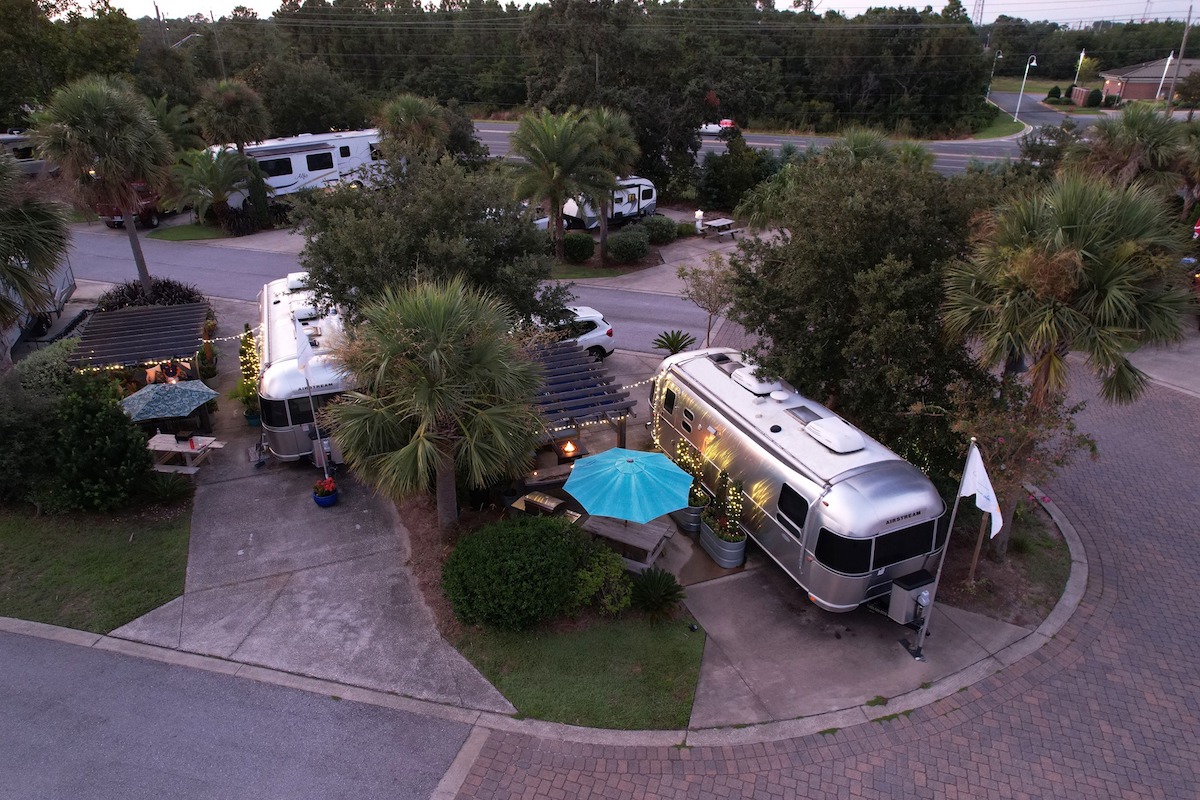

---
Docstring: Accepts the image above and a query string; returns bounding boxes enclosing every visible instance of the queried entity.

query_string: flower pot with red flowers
[699,470,745,568]
[312,477,338,507]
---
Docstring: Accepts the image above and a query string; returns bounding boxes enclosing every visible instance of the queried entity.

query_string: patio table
[581,515,673,573]
[147,433,225,472]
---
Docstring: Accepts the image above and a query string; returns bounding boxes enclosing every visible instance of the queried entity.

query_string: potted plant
[669,439,708,533]
[229,377,260,426]
[312,476,338,507]
[699,470,746,568]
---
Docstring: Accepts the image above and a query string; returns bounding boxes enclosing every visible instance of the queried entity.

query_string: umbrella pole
[305,374,329,480]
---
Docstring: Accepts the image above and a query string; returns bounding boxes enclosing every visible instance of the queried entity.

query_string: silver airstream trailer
[651,348,946,613]
[257,272,348,463]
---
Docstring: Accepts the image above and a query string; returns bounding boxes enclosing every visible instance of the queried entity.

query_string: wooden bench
[152,463,200,475]
[524,462,574,487]
[714,227,745,241]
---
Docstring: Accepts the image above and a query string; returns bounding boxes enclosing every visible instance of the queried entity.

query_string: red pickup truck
[96,182,161,229]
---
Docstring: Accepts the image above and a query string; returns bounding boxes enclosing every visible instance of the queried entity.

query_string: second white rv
[223,128,383,207]
[562,176,657,229]
[651,348,947,613]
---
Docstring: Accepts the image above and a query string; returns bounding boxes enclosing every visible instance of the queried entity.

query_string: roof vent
[286,272,309,291]
[804,417,865,454]
[732,366,784,396]
[708,353,731,364]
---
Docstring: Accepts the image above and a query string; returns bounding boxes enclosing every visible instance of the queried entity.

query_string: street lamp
[1013,55,1037,124]
[170,32,202,48]
[987,49,1003,101]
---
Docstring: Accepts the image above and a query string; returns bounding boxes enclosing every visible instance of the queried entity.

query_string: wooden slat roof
[69,303,210,369]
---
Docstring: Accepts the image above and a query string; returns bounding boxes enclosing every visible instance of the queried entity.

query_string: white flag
[294,317,314,372]
[961,446,1003,537]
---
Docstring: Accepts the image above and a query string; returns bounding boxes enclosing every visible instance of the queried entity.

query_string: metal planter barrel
[669,504,705,534]
[699,520,746,568]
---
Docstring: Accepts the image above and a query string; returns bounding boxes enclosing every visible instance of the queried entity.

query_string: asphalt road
[0,633,470,800]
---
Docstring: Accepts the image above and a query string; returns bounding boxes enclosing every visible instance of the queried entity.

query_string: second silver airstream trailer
[257,273,348,463]
[651,348,947,613]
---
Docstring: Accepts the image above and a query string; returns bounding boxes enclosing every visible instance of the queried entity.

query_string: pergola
[534,341,635,449]
[68,303,210,370]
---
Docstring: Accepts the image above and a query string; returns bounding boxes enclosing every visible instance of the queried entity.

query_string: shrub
[631,567,686,620]
[14,338,77,398]
[443,516,592,630]
[572,540,632,615]
[140,472,195,505]
[97,278,210,312]
[606,226,650,264]
[0,374,57,504]
[1046,85,1062,100]
[676,221,697,238]
[1086,88,1103,108]
[563,232,596,263]
[652,329,696,354]
[1102,94,1119,108]
[640,214,678,245]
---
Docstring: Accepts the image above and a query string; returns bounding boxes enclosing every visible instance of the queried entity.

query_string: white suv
[556,306,616,360]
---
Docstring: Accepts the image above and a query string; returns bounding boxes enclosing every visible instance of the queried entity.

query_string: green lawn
[0,509,191,633]
[551,262,645,280]
[457,615,706,729]
[990,76,1095,95]
[149,223,229,241]
[972,116,1025,139]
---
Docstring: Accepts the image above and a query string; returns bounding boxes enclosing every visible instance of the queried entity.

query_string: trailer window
[815,528,871,575]
[259,157,293,177]
[663,389,676,414]
[369,144,382,160]
[339,145,350,158]
[286,393,340,425]
[641,188,653,201]
[872,520,936,570]
[777,484,808,536]
[260,398,289,428]
[307,152,334,171]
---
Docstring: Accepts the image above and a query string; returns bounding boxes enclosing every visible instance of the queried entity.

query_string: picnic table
[702,217,745,240]
[581,515,674,573]
[147,433,225,474]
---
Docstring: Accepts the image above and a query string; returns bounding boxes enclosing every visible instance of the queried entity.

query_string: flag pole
[907,436,976,661]
[305,373,329,480]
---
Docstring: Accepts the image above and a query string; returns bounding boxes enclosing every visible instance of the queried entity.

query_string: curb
[0,486,1087,750]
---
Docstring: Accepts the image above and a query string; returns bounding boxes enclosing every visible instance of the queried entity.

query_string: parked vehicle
[562,176,656,230]
[223,129,383,208]
[1,257,75,363]
[0,132,52,178]
[256,272,348,463]
[699,119,736,136]
[558,306,615,360]
[95,182,161,229]
[651,348,947,613]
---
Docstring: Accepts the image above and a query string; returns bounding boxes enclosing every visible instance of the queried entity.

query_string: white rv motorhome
[1,132,52,178]
[651,348,947,613]
[562,176,657,230]
[257,273,349,463]
[1,257,75,364]
[224,128,383,207]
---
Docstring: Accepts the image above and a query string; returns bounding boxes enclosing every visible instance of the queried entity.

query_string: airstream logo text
[884,511,921,525]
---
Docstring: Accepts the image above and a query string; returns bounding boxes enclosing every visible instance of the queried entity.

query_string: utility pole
[154,2,167,47]
[209,11,228,81]
[1166,5,1193,119]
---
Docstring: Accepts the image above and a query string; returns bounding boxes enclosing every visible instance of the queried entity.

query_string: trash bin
[888,569,935,626]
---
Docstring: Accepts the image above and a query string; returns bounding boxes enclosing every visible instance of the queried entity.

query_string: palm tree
[943,173,1194,406]
[193,79,270,153]
[34,76,172,296]
[330,277,543,529]
[377,94,449,155]
[0,155,69,372]
[509,108,609,261]
[821,126,893,168]
[1067,103,1182,191]
[584,107,640,262]
[171,148,250,227]
[148,96,206,154]
[892,140,934,172]
[1174,121,1200,217]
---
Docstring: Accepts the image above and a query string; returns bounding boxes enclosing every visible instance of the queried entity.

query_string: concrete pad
[110,596,185,649]
[683,559,1032,728]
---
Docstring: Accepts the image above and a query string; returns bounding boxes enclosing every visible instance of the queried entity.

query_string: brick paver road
[456,381,1200,798]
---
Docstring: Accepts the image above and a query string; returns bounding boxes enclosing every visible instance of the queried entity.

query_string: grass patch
[551,262,644,280]
[872,710,913,723]
[972,116,1025,139]
[0,508,191,634]
[989,77,1097,95]
[818,727,839,736]
[457,615,705,729]
[149,223,229,241]
[865,695,889,707]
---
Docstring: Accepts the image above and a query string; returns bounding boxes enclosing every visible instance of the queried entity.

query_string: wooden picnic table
[581,515,674,573]
[702,217,735,235]
[147,433,225,473]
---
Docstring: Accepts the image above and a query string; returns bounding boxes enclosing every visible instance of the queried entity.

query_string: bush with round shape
[1086,88,1103,108]
[563,232,596,263]
[606,225,650,264]
[97,277,210,312]
[442,516,592,630]
[572,539,632,615]
[1046,85,1062,100]
[639,214,678,245]
[631,567,686,620]
[676,221,697,238]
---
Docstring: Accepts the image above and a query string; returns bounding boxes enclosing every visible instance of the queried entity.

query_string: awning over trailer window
[68,303,210,369]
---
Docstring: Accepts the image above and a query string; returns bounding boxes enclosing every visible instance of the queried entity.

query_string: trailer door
[756,482,811,583]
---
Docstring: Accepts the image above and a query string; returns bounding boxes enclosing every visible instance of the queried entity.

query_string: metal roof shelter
[68,303,210,369]
[534,341,635,448]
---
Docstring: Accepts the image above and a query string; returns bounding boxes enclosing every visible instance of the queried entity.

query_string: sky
[111,0,1195,27]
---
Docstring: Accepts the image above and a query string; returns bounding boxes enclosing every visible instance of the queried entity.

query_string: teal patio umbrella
[121,380,218,422]
[563,447,693,524]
